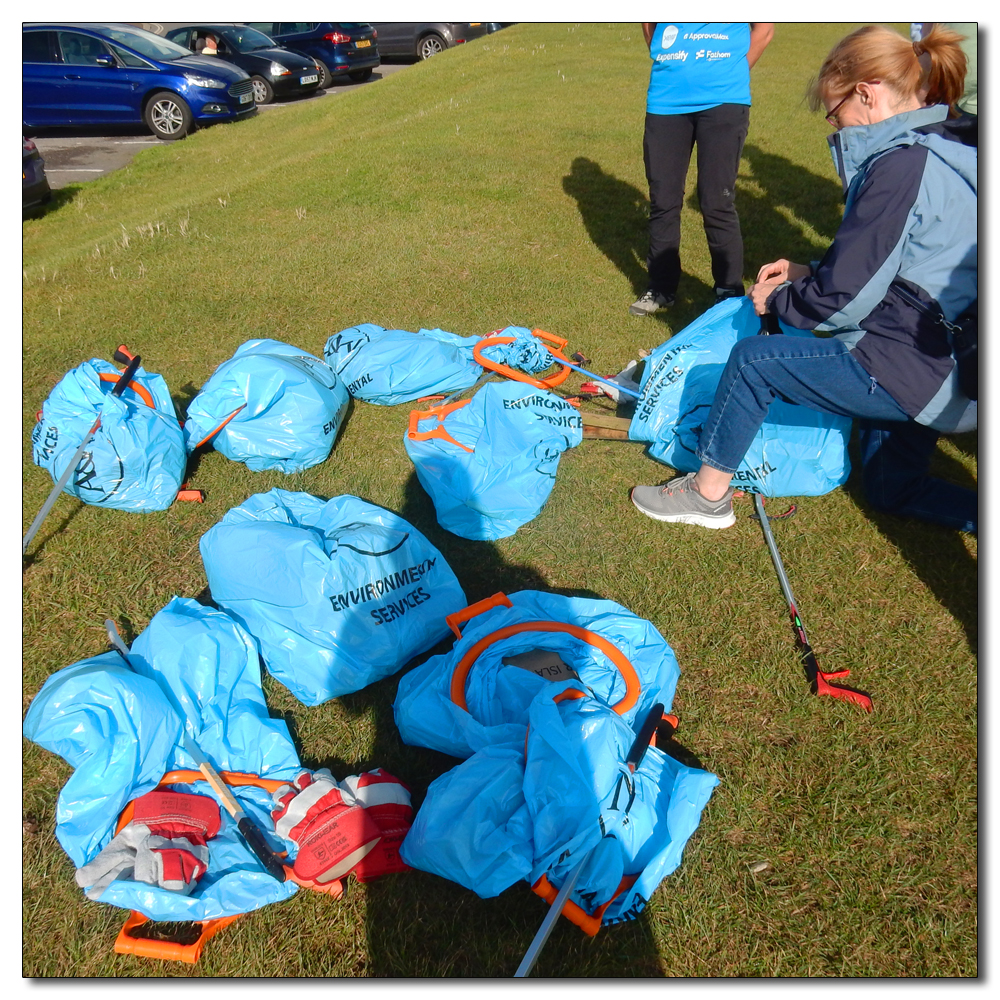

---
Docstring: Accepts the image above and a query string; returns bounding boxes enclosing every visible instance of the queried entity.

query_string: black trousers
[642,104,750,296]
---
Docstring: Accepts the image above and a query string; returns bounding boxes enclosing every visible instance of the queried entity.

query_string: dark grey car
[370,22,487,61]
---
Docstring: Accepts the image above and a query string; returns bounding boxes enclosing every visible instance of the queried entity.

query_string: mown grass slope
[22,22,976,978]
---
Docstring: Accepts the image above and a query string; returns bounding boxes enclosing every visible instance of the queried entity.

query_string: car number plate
[239,92,253,104]
[301,74,318,84]
[355,39,371,47]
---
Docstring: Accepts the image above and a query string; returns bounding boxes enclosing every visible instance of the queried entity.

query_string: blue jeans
[696,335,978,533]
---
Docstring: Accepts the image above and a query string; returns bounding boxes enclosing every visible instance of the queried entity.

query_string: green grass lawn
[22,22,977,978]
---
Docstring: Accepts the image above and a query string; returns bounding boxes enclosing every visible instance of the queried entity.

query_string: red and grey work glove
[340,768,413,882]
[270,768,382,887]
[75,789,221,900]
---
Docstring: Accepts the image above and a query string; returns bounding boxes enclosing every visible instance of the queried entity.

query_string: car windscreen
[220,26,277,53]
[100,26,192,61]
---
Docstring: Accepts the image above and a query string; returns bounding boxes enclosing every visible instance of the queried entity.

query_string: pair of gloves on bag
[75,768,412,898]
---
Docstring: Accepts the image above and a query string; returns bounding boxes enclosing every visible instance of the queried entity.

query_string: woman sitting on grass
[631,24,977,533]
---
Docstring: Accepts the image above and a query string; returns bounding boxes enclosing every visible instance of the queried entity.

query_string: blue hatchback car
[23,23,256,140]
[243,23,379,87]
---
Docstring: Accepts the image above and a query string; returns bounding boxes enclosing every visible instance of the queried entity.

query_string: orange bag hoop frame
[472,328,573,391]
[98,372,156,409]
[445,593,641,716]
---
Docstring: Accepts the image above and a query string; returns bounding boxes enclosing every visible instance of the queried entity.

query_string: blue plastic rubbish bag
[404,381,583,540]
[629,297,852,497]
[400,683,718,927]
[30,357,187,511]
[394,590,680,760]
[323,323,483,405]
[322,324,555,407]
[182,339,349,473]
[22,597,301,921]
[200,489,468,706]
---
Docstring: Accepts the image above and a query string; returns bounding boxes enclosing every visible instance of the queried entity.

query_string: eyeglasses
[825,81,881,127]
[825,90,854,127]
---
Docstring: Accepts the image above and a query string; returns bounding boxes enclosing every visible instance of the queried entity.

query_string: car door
[369,23,411,56]
[23,29,63,125]
[54,30,137,123]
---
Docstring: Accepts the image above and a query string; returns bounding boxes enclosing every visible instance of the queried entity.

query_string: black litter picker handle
[112,354,142,394]
[626,702,664,772]
[237,817,289,882]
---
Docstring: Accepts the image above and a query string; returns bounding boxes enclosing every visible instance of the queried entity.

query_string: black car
[23,135,51,210]
[243,23,379,88]
[371,23,488,61]
[165,24,320,104]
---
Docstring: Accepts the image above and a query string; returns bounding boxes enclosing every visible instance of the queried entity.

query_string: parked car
[22,23,255,141]
[22,135,51,210]
[369,23,488,61]
[164,24,321,105]
[242,23,379,88]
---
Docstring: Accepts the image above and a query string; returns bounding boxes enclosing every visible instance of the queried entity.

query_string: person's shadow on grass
[326,470,669,976]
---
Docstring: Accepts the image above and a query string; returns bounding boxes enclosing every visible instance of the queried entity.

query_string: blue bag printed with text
[629,297,851,497]
[200,489,467,706]
[404,381,583,540]
[182,339,349,474]
[323,323,483,405]
[22,597,301,921]
[31,357,187,511]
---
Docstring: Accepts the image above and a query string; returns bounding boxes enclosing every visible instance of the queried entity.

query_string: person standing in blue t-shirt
[630,23,774,316]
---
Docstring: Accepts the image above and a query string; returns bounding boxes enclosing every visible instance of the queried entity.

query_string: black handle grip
[237,817,288,882]
[113,344,136,365]
[758,313,782,336]
[111,355,142,396]
[626,702,665,772]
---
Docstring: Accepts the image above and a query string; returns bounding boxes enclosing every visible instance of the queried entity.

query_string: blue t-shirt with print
[646,23,752,115]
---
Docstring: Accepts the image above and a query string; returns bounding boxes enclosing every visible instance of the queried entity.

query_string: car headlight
[269,61,291,77]
[184,73,227,89]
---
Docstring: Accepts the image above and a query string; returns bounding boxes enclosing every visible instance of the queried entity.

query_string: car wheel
[251,76,275,105]
[348,67,374,83]
[144,91,193,140]
[315,60,332,88]
[417,34,446,60]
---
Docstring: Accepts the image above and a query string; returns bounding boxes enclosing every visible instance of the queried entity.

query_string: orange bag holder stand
[443,593,678,936]
[112,769,343,964]
[471,328,573,391]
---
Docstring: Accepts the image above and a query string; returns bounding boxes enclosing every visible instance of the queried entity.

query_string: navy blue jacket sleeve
[768,144,927,331]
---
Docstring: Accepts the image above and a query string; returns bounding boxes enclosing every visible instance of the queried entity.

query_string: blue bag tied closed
[182,339,349,473]
[323,323,483,406]
[629,297,852,497]
[200,490,468,706]
[31,357,187,511]
[404,381,583,540]
[22,598,302,921]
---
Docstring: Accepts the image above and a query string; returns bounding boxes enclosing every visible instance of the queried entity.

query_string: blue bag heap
[22,598,301,922]
[404,381,583,540]
[31,357,187,511]
[394,591,719,931]
[629,297,852,497]
[200,489,468,706]
[182,339,349,473]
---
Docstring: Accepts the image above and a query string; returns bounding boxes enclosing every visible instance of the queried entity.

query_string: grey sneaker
[629,289,674,316]
[631,472,736,528]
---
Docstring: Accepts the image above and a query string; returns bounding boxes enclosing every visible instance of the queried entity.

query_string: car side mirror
[95,53,115,67]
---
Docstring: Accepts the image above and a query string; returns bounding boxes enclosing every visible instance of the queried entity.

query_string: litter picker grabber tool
[514,701,665,978]
[752,494,873,712]
[104,618,289,881]
[23,353,142,556]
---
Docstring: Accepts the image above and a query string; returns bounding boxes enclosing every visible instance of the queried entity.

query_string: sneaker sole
[629,305,659,316]
[630,493,735,529]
